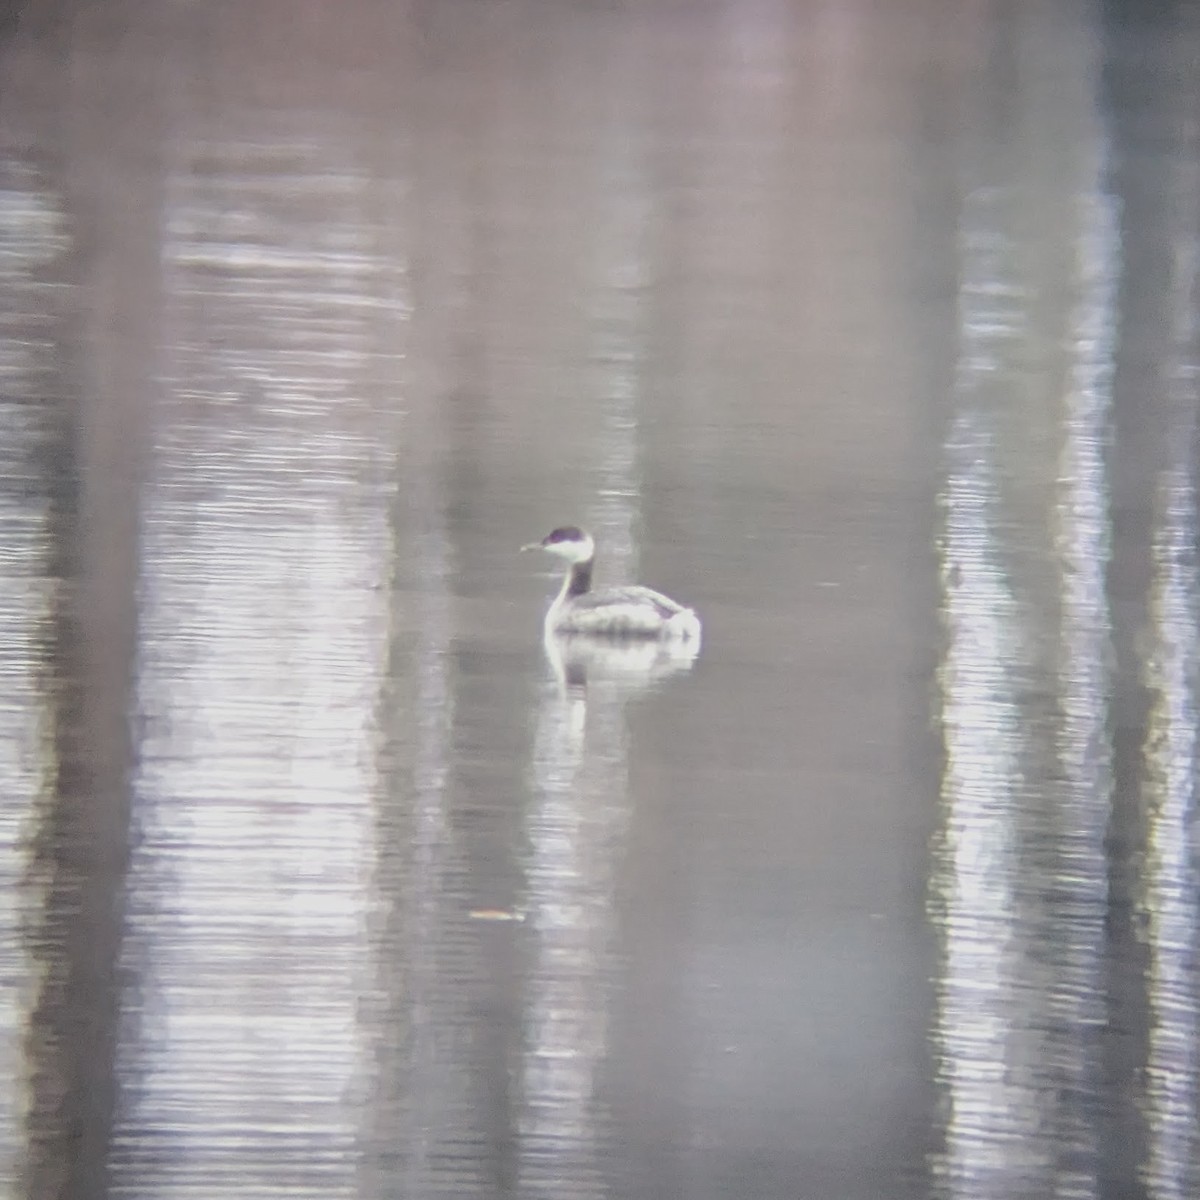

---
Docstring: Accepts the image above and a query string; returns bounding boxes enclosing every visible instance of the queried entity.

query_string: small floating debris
[468,909,526,923]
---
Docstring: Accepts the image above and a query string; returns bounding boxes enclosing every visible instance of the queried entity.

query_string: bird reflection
[542,629,701,694]
[516,622,695,1195]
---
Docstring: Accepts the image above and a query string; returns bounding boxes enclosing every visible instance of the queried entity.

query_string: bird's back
[552,584,697,638]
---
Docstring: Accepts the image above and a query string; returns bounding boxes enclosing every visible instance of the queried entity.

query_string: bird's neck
[560,557,594,600]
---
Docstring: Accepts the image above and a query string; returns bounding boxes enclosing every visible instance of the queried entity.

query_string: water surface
[0,1,1198,1198]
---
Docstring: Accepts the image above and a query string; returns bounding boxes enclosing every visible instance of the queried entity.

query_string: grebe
[522,526,701,640]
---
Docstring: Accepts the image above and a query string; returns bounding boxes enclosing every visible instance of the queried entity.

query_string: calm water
[1,1,1198,1198]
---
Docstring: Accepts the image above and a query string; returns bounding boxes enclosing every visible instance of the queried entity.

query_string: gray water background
[0,2,1198,1198]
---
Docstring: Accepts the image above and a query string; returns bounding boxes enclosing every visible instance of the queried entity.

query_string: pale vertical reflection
[933,38,1120,1196]
[0,166,67,1191]
[1141,192,1200,1200]
[1045,153,1119,1197]
[520,677,597,1192]
[585,135,649,580]
[114,138,389,1198]
[517,89,650,1195]
[397,552,460,1194]
[933,189,1028,1197]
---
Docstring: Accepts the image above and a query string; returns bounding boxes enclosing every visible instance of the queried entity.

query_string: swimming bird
[522,526,701,640]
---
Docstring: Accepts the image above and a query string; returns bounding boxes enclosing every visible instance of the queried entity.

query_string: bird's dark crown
[543,526,586,545]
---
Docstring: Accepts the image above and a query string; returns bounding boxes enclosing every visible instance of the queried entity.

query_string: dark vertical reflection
[2,1,158,1188]
[1140,319,1200,1200]
[931,9,1117,1198]
[0,157,73,1195]
[623,6,945,1198]
[1100,9,1172,1193]
[23,289,140,1199]
[1103,7,1200,1197]
[365,308,473,1197]
[356,65,492,1194]
[1138,107,1200,1200]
